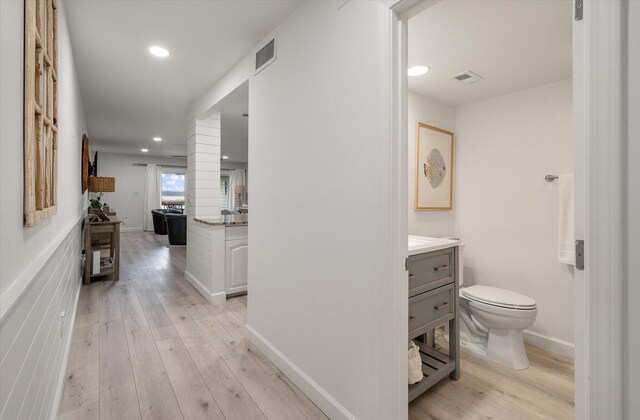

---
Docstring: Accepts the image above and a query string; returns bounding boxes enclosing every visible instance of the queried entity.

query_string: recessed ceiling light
[153,137,162,142]
[149,46,170,58]
[141,148,149,152]
[222,156,229,160]
[408,65,430,76]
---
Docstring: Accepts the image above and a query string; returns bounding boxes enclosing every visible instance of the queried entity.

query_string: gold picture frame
[415,122,454,210]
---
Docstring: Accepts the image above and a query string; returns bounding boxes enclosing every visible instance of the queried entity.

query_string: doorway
[387,0,627,418]
[405,0,574,416]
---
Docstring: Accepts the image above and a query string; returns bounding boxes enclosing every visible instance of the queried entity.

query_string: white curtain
[228,169,247,210]
[143,164,162,231]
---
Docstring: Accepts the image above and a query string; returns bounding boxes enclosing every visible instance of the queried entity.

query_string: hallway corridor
[58,232,328,420]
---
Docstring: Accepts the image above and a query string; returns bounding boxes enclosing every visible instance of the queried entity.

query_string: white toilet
[458,246,538,370]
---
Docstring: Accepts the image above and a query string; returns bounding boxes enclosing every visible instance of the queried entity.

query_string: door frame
[381,0,627,418]
[573,1,626,418]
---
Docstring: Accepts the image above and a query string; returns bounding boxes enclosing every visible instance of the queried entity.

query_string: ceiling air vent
[450,71,484,85]
[255,37,276,75]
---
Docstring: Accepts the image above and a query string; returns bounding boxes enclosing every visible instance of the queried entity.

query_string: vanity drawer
[408,283,454,338]
[407,248,455,297]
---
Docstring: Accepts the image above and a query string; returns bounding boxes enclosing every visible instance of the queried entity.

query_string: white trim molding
[574,0,625,418]
[523,330,575,360]
[245,324,356,420]
[184,270,226,304]
[381,1,440,418]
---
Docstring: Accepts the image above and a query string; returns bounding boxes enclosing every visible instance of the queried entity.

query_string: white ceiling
[64,0,301,157]
[408,0,572,106]
[220,82,248,163]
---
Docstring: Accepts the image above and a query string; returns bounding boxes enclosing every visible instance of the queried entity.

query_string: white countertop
[408,235,460,256]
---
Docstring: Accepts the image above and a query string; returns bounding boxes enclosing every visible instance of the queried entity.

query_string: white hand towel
[408,341,423,384]
[557,174,575,265]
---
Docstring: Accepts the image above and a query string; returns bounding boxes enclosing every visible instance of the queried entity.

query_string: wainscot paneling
[0,217,83,420]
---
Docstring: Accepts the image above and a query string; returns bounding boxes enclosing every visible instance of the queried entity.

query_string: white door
[225,238,248,295]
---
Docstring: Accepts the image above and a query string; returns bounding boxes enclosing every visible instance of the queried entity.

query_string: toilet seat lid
[463,285,536,310]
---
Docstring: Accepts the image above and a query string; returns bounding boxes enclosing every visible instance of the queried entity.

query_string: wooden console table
[84,216,121,284]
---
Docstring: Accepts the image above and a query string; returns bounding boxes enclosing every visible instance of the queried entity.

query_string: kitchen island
[184,214,248,303]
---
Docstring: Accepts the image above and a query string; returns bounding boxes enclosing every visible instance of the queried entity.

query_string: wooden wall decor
[24,0,58,227]
[82,135,89,193]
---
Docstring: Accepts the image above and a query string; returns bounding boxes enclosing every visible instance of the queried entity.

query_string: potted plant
[89,196,110,221]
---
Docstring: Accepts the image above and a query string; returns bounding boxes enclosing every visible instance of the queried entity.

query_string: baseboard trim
[49,280,82,420]
[120,226,143,233]
[523,329,574,359]
[245,324,357,420]
[184,270,226,304]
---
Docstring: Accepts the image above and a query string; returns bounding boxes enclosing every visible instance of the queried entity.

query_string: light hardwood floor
[58,231,329,420]
[410,338,574,420]
[59,231,574,420]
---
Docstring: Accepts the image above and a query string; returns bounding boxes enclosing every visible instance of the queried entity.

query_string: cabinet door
[225,238,248,295]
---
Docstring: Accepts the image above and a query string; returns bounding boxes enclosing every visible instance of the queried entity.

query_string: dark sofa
[165,213,187,245]
[151,209,183,234]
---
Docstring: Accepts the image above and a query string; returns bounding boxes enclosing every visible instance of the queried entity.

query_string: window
[161,172,185,210]
[220,174,230,211]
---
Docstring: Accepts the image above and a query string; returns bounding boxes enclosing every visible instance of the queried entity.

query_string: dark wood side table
[84,216,121,285]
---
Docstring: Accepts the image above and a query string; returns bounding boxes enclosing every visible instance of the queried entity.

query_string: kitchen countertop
[194,214,248,226]
[408,235,460,256]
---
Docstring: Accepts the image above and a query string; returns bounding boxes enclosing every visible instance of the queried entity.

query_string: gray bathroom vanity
[407,236,461,402]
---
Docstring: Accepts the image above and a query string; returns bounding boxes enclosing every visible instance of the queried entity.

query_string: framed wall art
[415,122,454,210]
[82,134,90,193]
[24,0,59,226]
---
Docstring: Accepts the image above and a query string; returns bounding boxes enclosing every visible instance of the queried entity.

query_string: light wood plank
[194,314,245,360]
[124,320,183,420]
[58,316,99,414]
[269,371,329,420]
[99,289,142,420]
[412,379,496,420]
[157,292,208,348]
[76,282,103,316]
[226,354,305,420]
[60,231,574,420]
[215,310,245,339]
[409,396,458,420]
[58,402,99,420]
[156,338,224,419]
[119,285,148,327]
[458,357,574,419]
[134,286,180,342]
[187,343,266,420]
[236,295,248,307]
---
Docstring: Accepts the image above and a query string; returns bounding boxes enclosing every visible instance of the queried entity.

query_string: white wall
[245,2,400,419]
[0,0,87,418]
[95,152,187,231]
[455,79,574,355]
[408,90,456,237]
[625,0,639,417]
[0,0,87,296]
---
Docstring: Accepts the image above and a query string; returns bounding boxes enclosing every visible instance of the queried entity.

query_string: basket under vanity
[407,237,461,402]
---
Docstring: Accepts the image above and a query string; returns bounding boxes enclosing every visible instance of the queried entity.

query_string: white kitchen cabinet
[225,238,248,295]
